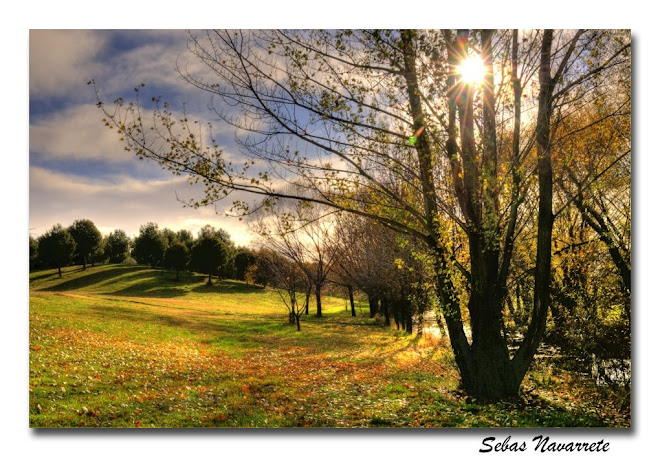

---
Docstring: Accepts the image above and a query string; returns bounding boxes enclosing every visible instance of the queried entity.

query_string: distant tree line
[30,219,256,284]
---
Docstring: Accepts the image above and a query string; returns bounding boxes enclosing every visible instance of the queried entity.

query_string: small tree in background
[91,237,108,266]
[260,249,307,331]
[105,229,131,263]
[37,224,77,278]
[245,249,270,287]
[29,235,39,271]
[164,242,190,280]
[190,225,229,286]
[176,229,194,251]
[133,222,168,268]
[161,228,178,247]
[68,219,102,270]
[233,248,256,283]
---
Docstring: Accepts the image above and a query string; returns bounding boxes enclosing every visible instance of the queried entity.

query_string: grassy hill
[29,264,621,427]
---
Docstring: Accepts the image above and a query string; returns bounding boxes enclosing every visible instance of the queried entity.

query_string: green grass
[29,264,627,428]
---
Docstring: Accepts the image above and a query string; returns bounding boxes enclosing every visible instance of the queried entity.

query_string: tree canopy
[190,225,230,285]
[37,224,77,278]
[133,222,168,268]
[68,219,103,270]
[105,229,131,263]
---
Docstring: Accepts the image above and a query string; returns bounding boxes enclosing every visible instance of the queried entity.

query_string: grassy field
[29,264,628,428]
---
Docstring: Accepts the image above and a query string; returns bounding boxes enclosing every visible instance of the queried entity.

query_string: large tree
[164,241,191,280]
[68,219,102,270]
[133,222,168,268]
[190,225,229,285]
[233,248,256,282]
[37,224,77,278]
[99,29,630,400]
[105,229,131,263]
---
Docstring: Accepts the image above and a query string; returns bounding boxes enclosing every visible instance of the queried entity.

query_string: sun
[457,55,486,85]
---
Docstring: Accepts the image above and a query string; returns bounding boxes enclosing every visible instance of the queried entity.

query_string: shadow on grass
[36,265,145,291]
[29,270,65,282]
[85,299,365,353]
[38,264,268,301]
[86,302,302,349]
[191,281,265,295]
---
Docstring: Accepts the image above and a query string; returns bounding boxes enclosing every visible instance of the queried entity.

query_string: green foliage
[164,242,191,279]
[105,229,131,263]
[233,249,256,281]
[133,222,168,268]
[37,224,77,275]
[176,229,194,250]
[161,228,178,247]
[68,219,102,268]
[190,225,229,283]
[29,235,39,271]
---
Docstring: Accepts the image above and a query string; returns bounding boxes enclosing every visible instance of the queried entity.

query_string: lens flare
[458,56,486,85]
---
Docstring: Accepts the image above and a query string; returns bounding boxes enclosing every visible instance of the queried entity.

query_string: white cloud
[30,30,107,100]
[29,166,254,246]
[30,101,241,165]
[30,104,133,162]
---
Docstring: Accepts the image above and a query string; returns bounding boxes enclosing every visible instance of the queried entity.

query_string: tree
[257,248,307,331]
[161,228,178,247]
[68,219,102,270]
[100,29,630,400]
[164,241,191,280]
[29,235,39,271]
[245,249,271,287]
[133,222,168,267]
[91,237,108,266]
[176,229,195,251]
[233,248,255,282]
[190,225,229,285]
[37,224,77,278]
[251,200,339,318]
[105,229,131,263]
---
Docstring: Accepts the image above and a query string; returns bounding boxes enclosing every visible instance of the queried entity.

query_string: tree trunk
[383,297,390,327]
[305,286,311,315]
[348,285,356,317]
[512,29,555,386]
[404,301,413,334]
[315,284,322,317]
[398,299,405,332]
[368,295,379,318]
[207,270,213,286]
[58,265,62,278]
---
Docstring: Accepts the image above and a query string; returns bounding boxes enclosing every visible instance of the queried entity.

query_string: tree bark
[315,284,322,317]
[368,295,379,318]
[348,285,356,317]
[512,29,555,385]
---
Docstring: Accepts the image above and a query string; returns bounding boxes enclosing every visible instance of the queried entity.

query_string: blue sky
[29,29,256,245]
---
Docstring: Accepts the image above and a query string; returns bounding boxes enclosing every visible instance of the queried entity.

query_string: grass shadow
[36,265,145,291]
[191,281,265,295]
